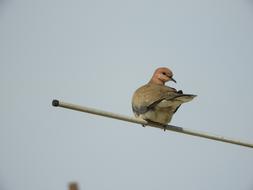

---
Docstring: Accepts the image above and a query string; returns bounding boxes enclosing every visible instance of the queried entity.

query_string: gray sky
[1,0,253,190]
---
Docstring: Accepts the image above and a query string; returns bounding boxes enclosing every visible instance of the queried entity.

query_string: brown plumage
[132,67,196,126]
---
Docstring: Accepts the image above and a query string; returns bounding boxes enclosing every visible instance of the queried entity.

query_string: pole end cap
[52,99,59,107]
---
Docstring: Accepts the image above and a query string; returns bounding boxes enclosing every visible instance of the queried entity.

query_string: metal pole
[52,99,253,149]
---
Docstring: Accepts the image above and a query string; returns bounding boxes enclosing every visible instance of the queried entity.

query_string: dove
[132,67,196,129]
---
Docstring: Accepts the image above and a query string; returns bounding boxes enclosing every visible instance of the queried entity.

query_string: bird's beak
[171,77,177,83]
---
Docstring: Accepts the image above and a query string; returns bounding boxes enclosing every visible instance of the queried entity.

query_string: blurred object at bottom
[69,182,79,190]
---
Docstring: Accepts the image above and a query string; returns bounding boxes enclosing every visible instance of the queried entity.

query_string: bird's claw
[144,119,168,131]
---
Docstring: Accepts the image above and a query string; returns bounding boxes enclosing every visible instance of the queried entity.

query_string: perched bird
[132,67,196,129]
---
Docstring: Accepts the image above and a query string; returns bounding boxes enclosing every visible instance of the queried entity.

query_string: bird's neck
[149,78,165,85]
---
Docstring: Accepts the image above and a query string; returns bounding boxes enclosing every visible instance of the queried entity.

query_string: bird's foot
[163,125,167,131]
[145,119,167,131]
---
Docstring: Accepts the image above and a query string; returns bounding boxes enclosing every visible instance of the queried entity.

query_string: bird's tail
[172,94,197,103]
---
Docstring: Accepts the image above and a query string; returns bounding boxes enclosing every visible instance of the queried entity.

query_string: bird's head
[149,67,176,85]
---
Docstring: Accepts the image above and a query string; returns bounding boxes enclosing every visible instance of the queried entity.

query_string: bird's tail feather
[172,94,197,103]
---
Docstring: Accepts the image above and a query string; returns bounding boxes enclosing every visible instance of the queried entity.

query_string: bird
[132,67,196,130]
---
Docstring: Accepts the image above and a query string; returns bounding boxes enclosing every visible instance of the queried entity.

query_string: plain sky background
[1,0,253,190]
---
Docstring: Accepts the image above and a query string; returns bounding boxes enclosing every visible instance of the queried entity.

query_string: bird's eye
[162,72,166,75]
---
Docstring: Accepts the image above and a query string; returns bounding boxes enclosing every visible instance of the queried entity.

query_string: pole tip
[52,99,59,107]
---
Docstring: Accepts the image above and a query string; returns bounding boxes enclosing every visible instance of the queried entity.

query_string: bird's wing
[148,93,196,112]
[132,84,196,115]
